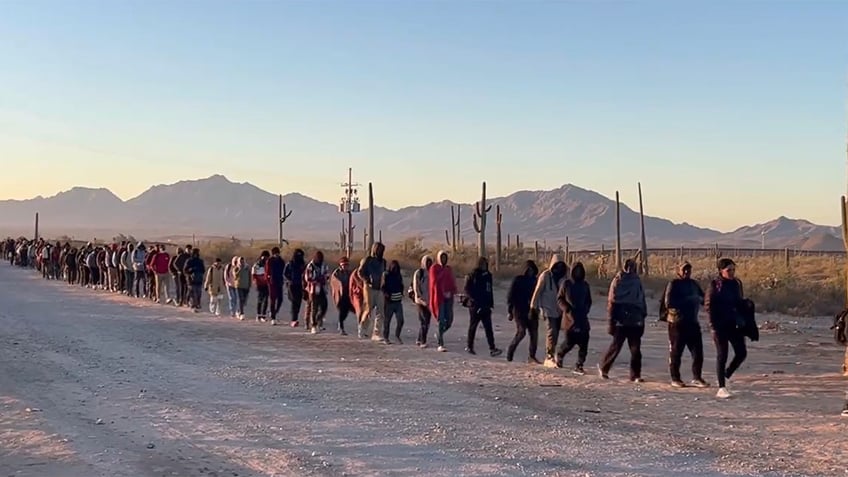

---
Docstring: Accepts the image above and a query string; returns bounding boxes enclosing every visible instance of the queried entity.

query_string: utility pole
[339,168,361,258]
[761,230,766,250]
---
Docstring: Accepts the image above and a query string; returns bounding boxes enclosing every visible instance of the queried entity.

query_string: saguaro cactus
[637,182,649,275]
[615,191,622,272]
[278,194,293,248]
[368,183,375,251]
[495,205,503,271]
[472,181,491,259]
[34,212,39,242]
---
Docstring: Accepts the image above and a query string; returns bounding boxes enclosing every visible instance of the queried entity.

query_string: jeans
[669,321,704,382]
[544,315,563,360]
[189,283,203,310]
[383,300,405,341]
[227,286,239,316]
[364,289,385,339]
[436,300,454,348]
[467,308,496,351]
[507,311,539,361]
[600,326,644,379]
[307,293,328,329]
[134,270,146,297]
[237,288,249,316]
[417,305,432,345]
[125,270,134,295]
[156,273,173,303]
[256,284,269,317]
[713,327,747,388]
[289,287,303,322]
[337,296,352,331]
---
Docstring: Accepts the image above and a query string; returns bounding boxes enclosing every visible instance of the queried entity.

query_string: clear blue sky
[1,0,846,232]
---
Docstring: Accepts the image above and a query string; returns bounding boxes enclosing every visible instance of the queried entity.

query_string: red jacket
[429,263,457,320]
[151,252,171,274]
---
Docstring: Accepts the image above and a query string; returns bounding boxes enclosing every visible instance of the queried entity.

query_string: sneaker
[437,346,447,352]
[631,377,645,383]
[489,348,503,357]
[506,353,514,362]
[716,387,732,399]
[339,329,348,336]
[371,336,386,343]
[395,337,403,345]
[238,314,245,321]
[555,358,563,369]
[215,312,221,317]
[597,364,609,380]
[841,402,848,417]
[465,347,476,355]
[419,343,429,349]
[671,380,686,388]
[310,327,318,334]
[270,319,277,326]
[573,366,586,376]
[528,357,542,365]
[290,321,299,328]
[543,358,558,368]
[691,379,710,388]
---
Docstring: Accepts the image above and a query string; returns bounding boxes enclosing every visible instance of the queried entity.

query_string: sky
[0,0,846,232]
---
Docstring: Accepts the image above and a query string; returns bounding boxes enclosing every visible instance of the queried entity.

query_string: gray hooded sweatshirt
[530,254,568,319]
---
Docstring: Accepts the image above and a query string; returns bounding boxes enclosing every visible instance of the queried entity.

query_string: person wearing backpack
[530,254,569,367]
[265,247,286,325]
[381,260,405,344]
[662,261,709,388]
[599,259,648,382]
[705,258,748,399]
[252,251,270,322]
[184,248,206,313]
[412,255,433,348]
[463,257,502,357]
[330,256,353,335]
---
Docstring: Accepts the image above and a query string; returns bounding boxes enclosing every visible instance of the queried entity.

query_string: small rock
[25,407,42,413]
[95,418,104,425]
[146,443,156,449]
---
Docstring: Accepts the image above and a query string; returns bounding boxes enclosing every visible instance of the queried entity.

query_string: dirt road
[1,264,847,477]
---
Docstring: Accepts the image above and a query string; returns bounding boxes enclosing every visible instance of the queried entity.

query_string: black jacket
[381,268,404,302]
[557,263,592,332]
[184,257,206,285]
[267,256,285,284]
[464,268,494,311]
[662,278,704,324]
[507,275,535,318]
[705,277,744,332]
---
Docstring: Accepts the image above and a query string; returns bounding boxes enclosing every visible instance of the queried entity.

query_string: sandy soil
[1,264,847,477]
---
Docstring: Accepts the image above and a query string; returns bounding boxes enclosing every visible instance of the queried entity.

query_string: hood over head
[548,253,564,269]
[623,258,638,274]
[436,250,448,265]
[523,260,538,277]
[571,262,586,281]
[388,260,400,274]
[293,248,305,264]
[476,256,489,271]
[678,261,692,278]
[420,254,433,269]
[371,242,385,258]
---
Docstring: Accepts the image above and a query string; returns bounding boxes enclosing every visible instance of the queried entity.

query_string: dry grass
[194,237,845,318]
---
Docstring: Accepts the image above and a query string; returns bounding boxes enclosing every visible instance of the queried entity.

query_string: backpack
[833,308,848,346]
[407,269,423,301]
[657,297,668,322]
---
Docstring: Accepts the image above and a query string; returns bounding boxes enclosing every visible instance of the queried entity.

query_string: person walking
[265,247,286,326]
[506,260,539,363]
[169,248,185,306]
[705,258,748,399]
[349,266,366,337]
[184,248,206,313]
[663,261,709,388]
[555,262,592,375]
[381,260,405,344]
[224,257,239,318]
[412,255,433,348]
[131,242,148,298]
[330,256,353,335]
[204,257,226,316]
[284,249,306,327]
[234,256,251,320]
[463,257,502,357]
[252,251,270,322]
[151,245,174,305]
[358,242,387,342]
[174,246,192,307]
[599,259,648,382]
[429,250,457,352]
[530,254,569,368]
[304,250,330,334]
[121,243,133,296]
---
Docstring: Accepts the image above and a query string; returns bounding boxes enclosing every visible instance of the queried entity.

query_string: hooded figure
[330,257,353,334]
[428,250,457,351]
[304,250,330,333]
[506,260,540,363]
[599,258,647,382]
[381,260,405,343]
[184,248,206,312]
[555,262,592,373]
[253,251,271,322]
[705,257,747,398]
[463,257,502,357]
[284,248,307,326]
[530,254,569,366]
[224,256,239,318]
[413,254,433,347]
[266,247,286,324]
[358,242,388,341]
[663,261,708,388]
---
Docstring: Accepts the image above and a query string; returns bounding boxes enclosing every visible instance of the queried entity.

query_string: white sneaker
[437,346,447,352]
[543,358,558,368]
[238,314,245,321]
[716,387,732,399]
[310,327,318,334]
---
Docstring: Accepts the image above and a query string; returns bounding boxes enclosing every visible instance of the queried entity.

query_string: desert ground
[1,263,847,477]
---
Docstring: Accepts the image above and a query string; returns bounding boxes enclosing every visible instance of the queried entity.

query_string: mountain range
[0,175,841,251]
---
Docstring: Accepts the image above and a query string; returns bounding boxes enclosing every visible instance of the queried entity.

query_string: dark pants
[256,284,269,317]
[172,274,182,304]
[308,293,328,329]
[90,267,100,288]
[507,312,539,361]
[383,300,404,340]
[134,271,146,297]
[556,328,590,367]
[669,321,705,382]
[337,296,352,331]
[436,301,454,348]
[179,275,189,305]
[190,283,202,310]
[545,315,562,360]
[125,271,134,296]
[67,267,78,285]
[269,282,284,319]
[417,305,431,345]
[600,326,644,379]
[467,308,496,351]
[713,328,747,388]
[237,288,249,315]
[289,288,304,322]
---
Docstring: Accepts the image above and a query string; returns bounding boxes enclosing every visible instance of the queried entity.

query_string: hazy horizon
[1,1,846,231]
